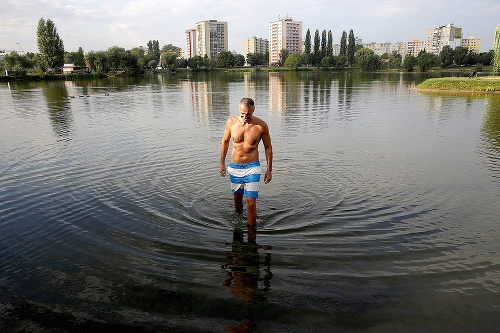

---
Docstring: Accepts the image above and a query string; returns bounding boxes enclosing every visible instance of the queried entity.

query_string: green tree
[313,29,320,66]
[303,29,312,66]
[161,44,181,56]
[147,40,160,61]
[417,50,438,72]
[130,47,146,69]
[380,52,390,68]
[465,51,479,66]
[355,48,381,71]
[246,53,258,66]
[494,28,500,75]
[148,59,158,68]
[263,51,269,67]
[333,55,347,70]
[203,54,214,68]
[440,45,454,67]
[403,54,417,72]
[217,51,235,67]
[389,50,402,68]
[3,51,33,76]
[321,30,327,58]
[494,49,500,75]
[454,46,468,66]
[284,53,301,70]
[321,56,332,70]
[107,46,128,70]
[187,55,204,69]
[347,29,356,66]
[77,47,85,67]
[64,48,85,67]
[161,52,178,70]
[85,50,109,73]
[177,58,187,69]
[327,30,333,57]
[32,53,45,73]
[37,18,65,70]
[480,50,494,66]
[279,49,289,66]
[234,54,245,67]
[340,31,347,57]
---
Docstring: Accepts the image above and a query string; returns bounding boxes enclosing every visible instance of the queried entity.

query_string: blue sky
[1,0,498,54]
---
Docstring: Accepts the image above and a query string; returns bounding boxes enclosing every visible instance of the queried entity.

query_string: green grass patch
[417,76,500,92]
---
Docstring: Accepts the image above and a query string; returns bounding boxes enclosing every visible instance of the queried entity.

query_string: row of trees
[2,17,247,76]
[276,46,494,72]
[2,17,499,75]
[353,47,494,72]
[2,46,253,76]
[301,29,360,68]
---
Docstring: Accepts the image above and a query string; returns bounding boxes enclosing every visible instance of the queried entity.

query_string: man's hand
[264,171,272,184]
[219,164,226,177]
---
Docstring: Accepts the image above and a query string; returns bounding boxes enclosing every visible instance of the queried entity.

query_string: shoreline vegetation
[0,65,496,83]
[415,76,500,93]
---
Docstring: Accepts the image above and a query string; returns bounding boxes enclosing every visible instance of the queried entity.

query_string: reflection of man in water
[219,98,273,226]
[222,225,272,304]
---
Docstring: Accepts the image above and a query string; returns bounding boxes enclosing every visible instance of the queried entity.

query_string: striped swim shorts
[227,161,261,198]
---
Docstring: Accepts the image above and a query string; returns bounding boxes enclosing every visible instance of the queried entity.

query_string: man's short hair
[240,98,254,108]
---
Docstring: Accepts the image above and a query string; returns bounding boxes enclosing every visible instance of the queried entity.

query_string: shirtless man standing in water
[219,98,273,225]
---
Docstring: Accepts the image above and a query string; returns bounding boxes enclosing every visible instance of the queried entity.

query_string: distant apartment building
[243,37,268,60]
[461,36,481,53]
[363,41,405,56]
[195,20,228,59]
[426,24,462,55]
[332,37,363,56]
[332,43,340,56]
[404,40,427,57]
[185,29,197,59]
[268,17,302,65]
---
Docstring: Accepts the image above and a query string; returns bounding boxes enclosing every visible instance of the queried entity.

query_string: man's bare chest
[231,125,261,145]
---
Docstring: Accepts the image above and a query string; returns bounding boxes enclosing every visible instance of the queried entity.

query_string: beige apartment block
[461,36,481,53]
[405,40,427,57]
[269,17,302,65]
[195,20,228,59]
[243,37,269,61]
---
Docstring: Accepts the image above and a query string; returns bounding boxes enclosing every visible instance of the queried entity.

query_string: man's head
[239,98,255,124]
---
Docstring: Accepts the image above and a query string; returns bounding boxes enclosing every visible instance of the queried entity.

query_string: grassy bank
[416,76,500,93]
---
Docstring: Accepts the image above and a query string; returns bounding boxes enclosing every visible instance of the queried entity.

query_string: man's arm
[261,123,273,184]
[219,119,232,177]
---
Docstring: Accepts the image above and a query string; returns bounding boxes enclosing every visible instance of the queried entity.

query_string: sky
[1,0,499,55]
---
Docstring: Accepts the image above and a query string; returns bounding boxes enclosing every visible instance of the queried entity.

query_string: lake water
[1,71,500,332]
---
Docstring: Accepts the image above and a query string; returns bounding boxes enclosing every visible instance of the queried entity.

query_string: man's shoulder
[253,117,268,128]
[226,117,239,126]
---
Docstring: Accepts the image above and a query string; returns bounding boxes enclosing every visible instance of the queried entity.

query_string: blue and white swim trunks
[227,161,261,198]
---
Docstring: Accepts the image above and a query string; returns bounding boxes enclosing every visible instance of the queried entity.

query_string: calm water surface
[1,71,500,332]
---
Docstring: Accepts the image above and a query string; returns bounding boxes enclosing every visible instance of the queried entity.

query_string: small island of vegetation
[416,77,500,93]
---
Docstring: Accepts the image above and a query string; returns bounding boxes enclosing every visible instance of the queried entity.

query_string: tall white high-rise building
[426,24,462,55]
[268,17,302,65]
[195,20,228,59]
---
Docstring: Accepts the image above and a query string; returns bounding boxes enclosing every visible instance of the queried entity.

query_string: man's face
[239,104,254,123]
